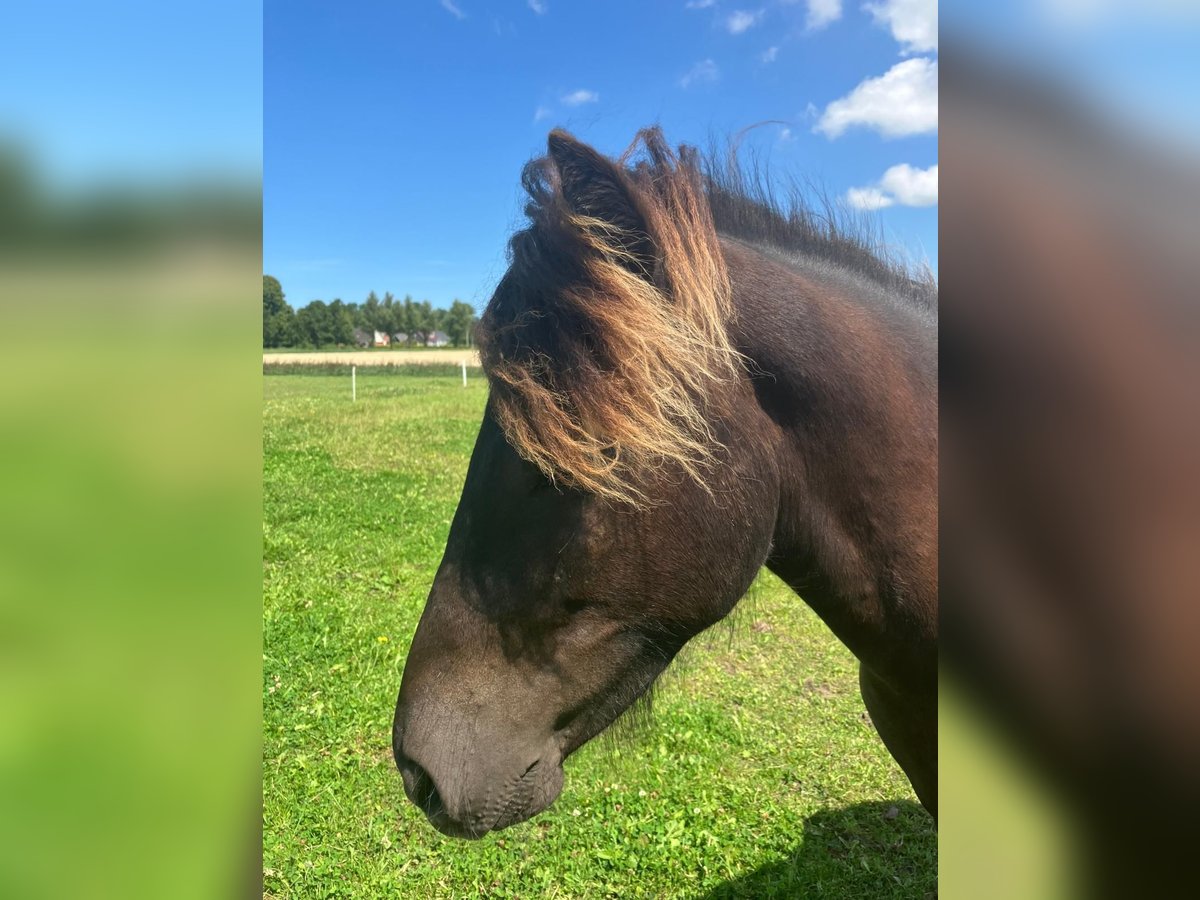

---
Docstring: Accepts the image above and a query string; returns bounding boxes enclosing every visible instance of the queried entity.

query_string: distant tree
[266,308,297,347]
[384,294,398,336]
[410,299,434,344]
[263,275,291,347]
[445,300,475,347]
[401,296,416,342]
[295,300,336,347]
[328,299,356,346]
[263,275,285,316]
[286,289,477,348]
[362,290,383,331]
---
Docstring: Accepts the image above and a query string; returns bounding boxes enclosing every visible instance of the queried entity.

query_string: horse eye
[562,597,589,614]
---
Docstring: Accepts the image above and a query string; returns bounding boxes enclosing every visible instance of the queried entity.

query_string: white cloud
[561,89,598,106]
[439,0,466,21]
[815,57,938,138]
[879,162,938,205]
[846,162,938,209]
[680,58,720,88]
[864,0,938,54]
[533,105,552,122]
[725,9,763,33]
[761,45,779,63]
[846,187,894,210]
[528,0,547,13]
[806,0,842,30]
[685,0,716,8]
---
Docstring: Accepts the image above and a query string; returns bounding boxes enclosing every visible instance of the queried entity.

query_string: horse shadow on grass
[700,800,937,900]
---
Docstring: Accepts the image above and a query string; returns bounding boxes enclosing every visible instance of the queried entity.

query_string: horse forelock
[477,127,743,506]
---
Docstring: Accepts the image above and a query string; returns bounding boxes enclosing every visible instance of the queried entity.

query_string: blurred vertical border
[942,2,1200,897]
[0,2,261,898]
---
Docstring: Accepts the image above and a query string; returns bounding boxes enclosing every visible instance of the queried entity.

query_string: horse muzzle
[393,716,565,838]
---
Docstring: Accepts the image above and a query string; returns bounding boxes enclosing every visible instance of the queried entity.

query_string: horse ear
[547,130,654,273]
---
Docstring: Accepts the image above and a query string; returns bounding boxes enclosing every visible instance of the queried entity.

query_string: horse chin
[489,761,565,833]
[426,813,489,841]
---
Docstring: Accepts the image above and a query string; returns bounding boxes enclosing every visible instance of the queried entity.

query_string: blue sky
[265,1,938,312]
[0,0,261,189]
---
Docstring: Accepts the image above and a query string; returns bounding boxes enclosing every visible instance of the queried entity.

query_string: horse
[392,127,937,839]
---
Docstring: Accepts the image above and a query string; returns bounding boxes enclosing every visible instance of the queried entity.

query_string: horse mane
[702,146,939,313]
[477,126,934,505]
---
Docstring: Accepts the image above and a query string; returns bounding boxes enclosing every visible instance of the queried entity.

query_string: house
[373,330,390,347]
[353,328,372,348]
[391,332,408,346]
[426,330,450,348]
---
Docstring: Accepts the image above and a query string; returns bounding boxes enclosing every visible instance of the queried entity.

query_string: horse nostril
[402,757,447,820]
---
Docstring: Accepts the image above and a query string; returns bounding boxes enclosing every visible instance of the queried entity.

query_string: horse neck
[721,237,938,672]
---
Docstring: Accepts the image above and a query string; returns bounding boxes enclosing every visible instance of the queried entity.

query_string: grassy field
[263,370,936,899]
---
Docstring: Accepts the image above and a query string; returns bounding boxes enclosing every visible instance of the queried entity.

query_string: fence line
[264,361,485,378]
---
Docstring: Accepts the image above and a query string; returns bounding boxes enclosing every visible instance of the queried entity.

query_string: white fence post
[461,360,467,387]
[352,365,357,402]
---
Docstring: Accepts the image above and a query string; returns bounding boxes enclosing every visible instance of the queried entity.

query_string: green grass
[263,372,936,899]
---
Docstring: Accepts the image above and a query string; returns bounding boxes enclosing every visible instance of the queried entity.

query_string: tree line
[263,275,477,348]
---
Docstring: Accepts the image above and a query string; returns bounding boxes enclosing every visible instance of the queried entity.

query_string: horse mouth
[491,758,566,834]
[397,747,565,839]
